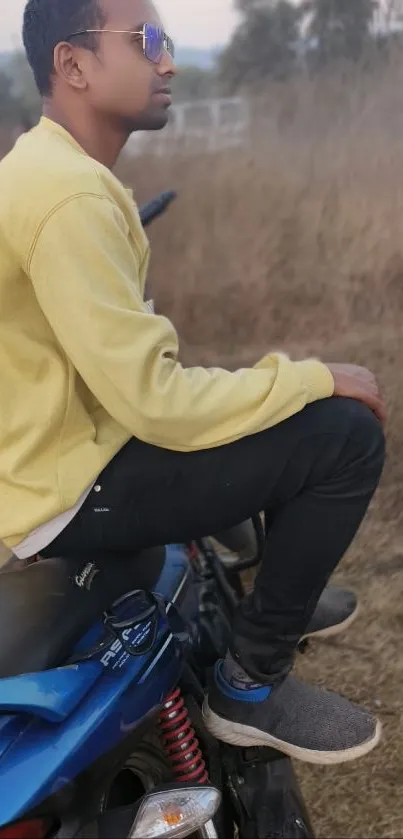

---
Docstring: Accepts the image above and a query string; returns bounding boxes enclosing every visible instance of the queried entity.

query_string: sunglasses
[68,22,175,64]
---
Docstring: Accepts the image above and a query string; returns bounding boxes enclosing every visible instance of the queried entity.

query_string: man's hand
[327,363,387,426]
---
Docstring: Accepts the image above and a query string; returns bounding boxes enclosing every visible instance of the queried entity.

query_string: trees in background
[6,52,40,125]
[0,70,21,125]
[218,0,403,91]
[0,52,39,128]
[218,1,304,91]
[173,66,215,101]
[307,0,376,66]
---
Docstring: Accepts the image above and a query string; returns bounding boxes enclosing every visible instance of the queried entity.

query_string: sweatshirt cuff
[295,359,335,404]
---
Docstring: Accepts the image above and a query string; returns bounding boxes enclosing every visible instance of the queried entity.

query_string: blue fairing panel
[0,663,102,722]
[0,544,190,826]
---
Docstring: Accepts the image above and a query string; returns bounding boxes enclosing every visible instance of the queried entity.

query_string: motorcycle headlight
[129,784,220,838]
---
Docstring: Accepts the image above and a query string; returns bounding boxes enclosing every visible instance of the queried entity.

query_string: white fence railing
[125,97,250,157]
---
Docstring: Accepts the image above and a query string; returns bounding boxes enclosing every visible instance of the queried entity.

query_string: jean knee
[334,397,386,473]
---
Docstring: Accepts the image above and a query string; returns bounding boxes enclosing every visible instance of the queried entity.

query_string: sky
[0,0,239,51]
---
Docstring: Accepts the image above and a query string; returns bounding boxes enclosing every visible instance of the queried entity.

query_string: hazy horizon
[0,0,239,51]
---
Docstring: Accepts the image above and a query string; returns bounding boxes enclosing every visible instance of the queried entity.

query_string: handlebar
[139,190,177,228]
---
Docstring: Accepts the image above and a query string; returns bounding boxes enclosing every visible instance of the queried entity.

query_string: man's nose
[157,52,177,78]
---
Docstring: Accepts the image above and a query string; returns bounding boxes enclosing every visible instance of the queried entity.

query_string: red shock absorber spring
[187,542,199,563]
[159,687,209,784]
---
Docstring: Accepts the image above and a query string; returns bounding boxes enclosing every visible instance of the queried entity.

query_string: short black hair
[23,0,106,97]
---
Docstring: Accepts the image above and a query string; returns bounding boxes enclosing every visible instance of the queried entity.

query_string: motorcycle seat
[0,548,165,680]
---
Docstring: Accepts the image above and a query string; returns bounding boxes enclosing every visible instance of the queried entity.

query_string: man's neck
[42,101,129,169]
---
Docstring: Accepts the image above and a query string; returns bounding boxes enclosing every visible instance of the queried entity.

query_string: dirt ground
[292,335,403,839]
[225,330,403,839]
[295,485,403,839]
[122,75,403,832]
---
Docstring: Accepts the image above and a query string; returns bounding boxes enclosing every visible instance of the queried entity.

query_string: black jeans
[42,397,385,684]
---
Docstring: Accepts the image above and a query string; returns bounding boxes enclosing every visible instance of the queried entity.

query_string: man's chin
[130,109,170,133]
[145,111,170,132]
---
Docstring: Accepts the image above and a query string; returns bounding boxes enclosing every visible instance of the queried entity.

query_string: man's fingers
[349,366,380,391]
[356,371,379,390]
[375,400,387,426]
[358,392,387,426]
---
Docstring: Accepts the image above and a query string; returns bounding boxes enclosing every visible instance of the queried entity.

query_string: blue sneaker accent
[214,661,272,704]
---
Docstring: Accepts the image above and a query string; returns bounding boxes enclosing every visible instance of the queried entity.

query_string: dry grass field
[118,66,403,838]
[2,61,403,837]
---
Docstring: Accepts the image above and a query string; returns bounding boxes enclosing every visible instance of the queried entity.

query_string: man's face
[78,0,176,131]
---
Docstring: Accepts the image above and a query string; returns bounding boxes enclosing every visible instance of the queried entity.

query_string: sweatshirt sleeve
[28,193,334,452]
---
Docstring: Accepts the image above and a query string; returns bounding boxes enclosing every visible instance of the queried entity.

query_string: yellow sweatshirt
[0,117,334,548]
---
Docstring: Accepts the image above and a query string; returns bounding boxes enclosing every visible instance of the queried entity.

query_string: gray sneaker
[303,586,359,641]
[203,666,381,765]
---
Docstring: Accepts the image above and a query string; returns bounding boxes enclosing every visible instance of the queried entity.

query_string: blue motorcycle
[0,194,314,839]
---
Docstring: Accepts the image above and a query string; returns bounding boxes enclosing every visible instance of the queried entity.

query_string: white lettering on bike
[100,621,153,669]
[74,562,100,589]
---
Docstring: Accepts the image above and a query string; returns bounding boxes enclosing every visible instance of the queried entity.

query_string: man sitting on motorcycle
[0,0,386,765]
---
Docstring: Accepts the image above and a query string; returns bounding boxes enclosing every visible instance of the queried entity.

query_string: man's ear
[53,42,89,90]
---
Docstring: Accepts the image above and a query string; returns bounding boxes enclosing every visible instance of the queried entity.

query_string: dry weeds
[1,63,403,837]
[118,66,403,838]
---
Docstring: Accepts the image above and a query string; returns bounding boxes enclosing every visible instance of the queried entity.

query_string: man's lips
[153,87,172,104]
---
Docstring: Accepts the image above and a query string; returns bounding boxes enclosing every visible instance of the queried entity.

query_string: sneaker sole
[202,701,382,765]
[301,601,359,642]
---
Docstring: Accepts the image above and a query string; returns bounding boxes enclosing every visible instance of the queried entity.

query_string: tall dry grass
[120,65,403,837]
[120,64,403,349]
[120,68,403,837]
[118,59,403,496]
